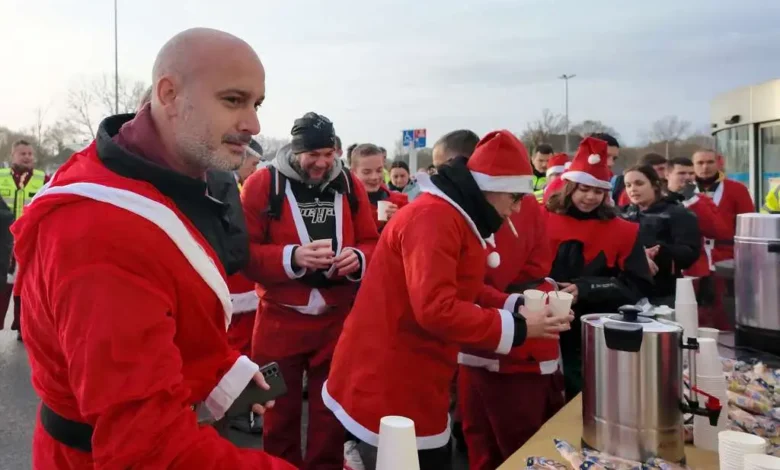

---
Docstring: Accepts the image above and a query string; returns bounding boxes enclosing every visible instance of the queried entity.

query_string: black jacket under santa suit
[546,207,654,363]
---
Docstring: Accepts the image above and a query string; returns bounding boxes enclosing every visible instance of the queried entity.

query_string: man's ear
[156,77,179,117]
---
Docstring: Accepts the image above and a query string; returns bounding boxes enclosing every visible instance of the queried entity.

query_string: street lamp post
[114,0,119,114]
[558,74,576,153]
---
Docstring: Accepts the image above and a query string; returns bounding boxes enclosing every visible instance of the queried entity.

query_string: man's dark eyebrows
[217,88,251,99]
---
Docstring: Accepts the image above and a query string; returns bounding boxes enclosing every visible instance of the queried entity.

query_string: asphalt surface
[0,307,469,469]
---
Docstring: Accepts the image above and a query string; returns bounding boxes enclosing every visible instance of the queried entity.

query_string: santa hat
[561,137,612,190]
[467,130,534,194]
[546,153,570,177]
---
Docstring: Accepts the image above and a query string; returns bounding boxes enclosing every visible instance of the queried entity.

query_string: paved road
[0,311,468,469]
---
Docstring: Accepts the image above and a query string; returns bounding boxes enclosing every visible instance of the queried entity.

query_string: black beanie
[290,112,337,154]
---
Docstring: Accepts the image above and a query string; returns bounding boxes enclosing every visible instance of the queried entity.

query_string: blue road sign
[402,130,414,147]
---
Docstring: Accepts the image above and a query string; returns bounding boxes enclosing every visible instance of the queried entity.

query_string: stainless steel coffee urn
[734,213,780,355]
[582,307,722,463]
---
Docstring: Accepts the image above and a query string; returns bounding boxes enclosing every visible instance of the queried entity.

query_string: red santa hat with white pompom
[561,137,612,190]
[466,130,534,268]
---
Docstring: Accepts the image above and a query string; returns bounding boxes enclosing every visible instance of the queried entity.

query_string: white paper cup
[376,416,420,470]
[523,289,548,313]
[745,454,780,470]
[675,277,697,305]
[696,338,722,377]
[698,327,720,341]
[548,291,573,318]
[675,302,699,342]
[377,200,391,222]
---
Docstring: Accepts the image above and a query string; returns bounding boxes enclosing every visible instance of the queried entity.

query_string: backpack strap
[267,166,287,221]
[340,169,359,215]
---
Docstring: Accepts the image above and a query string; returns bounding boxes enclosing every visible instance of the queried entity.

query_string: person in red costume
[241,112,379,470]
[349,143,408,231]
[545,137,654,400]
[458,189,563,470]
[324,130,572,470]
[11,28,294,470]
[688,149,753,329]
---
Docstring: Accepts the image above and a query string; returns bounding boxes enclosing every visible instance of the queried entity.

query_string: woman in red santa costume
[541,153,570,204]
[545,136,654,401]
[458,184,564,470]
[323,130,572,470]
[11,28,293,470]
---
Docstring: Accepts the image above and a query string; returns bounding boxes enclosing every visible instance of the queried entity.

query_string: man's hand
[334,248,360,276]
[520,305,573,340]
[250,371,275,415]
[558,283,579,304]
[385,203,399,220]
[648,258,659,276]
[293,240,334,270]
[645,245,660,259]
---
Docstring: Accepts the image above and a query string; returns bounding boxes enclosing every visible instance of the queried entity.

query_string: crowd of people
[0,27,760,470]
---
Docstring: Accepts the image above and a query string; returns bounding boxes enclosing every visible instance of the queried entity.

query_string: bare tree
[66,75,148,141]
[255,136,291,161]
[570,120,620,140]
[520,109,568,148]
[641,116,693,157]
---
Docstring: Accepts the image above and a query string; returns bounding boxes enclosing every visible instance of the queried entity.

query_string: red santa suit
[457,194,564,470]
[226,272,258,356]
[686,176,753,329]
[324,130,535,468]
[13,116,293,469]
[241,141,379,469]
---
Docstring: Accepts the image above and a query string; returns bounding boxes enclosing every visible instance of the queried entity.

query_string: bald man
[11,28,294,469]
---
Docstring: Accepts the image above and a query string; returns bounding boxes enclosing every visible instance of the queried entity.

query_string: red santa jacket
[12,144,292,469]
[686,179,752,276]
[241,166,379,314]
[459,195,558,374]
[323,179,518,450]
[372,184,409,231]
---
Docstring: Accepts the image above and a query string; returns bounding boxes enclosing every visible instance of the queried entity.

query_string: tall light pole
[114,0,119,114]
[559,74,576,153]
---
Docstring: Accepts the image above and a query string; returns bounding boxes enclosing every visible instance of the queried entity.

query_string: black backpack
[266,165,359,220]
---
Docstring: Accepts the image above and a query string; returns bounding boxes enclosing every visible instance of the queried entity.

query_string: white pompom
[587,154,601,165]
[487,251,501,268]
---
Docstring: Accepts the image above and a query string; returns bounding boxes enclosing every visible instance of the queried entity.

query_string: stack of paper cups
[719,431,767,470]
[675,277,698,343]
[376,416,420,470]
[693,337,729,451]
[744,454,780,470]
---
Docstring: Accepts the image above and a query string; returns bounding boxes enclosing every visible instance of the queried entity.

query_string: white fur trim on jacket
[230,291,259,314]
[495,309,515,354]
[204,355,259,421]
[322,381,451,450]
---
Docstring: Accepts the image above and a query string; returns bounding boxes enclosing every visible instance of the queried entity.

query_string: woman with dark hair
[545,137,654,400]
[621,164,701,305]
[388,160,417,195]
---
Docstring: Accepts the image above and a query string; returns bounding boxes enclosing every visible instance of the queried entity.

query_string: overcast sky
[1,0,778,152]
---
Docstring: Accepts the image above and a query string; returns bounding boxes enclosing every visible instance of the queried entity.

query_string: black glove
[511,313,527,347]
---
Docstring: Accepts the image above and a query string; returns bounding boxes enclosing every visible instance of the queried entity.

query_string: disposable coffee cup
[377,200,392,222]
[523,289,548,313]
[376,416,420,470]
[675,277,697,305]
[698,327,720,341]
[696,337,722,377]
[548,291,573,318]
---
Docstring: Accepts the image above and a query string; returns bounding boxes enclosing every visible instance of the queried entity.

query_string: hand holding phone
[224,362,288,419]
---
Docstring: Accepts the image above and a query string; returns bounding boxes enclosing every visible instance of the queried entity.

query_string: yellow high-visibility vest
[0,168,46,220]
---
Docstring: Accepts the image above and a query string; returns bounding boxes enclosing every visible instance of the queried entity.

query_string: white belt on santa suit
[7,263,17,284]
[230,291,259,314]
[703,238,716,272]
